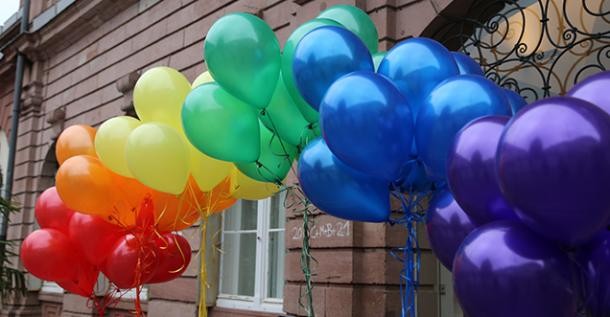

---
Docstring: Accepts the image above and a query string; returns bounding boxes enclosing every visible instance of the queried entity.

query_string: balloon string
[87,293,107,317]
[87,274,126,316]
[300,192,315,317]
[184,179,214,317]
[133,223,149,317]
[283,185,316,317]
[262,110,317,315]
[389,188,429,317]
[198,214,209,317]
[134,284,143,317]
[175,188,195,228]
[154,203,168,227]
[257,109,295,185]
[92,296,107,317]
[170,234,188,274]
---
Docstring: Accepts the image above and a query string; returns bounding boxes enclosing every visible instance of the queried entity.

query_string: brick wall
[0,0,463,316]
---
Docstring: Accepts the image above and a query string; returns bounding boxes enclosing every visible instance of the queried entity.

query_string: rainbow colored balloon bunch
[19,66,268,307]
[20,124,200,304]
[18,5,387,308]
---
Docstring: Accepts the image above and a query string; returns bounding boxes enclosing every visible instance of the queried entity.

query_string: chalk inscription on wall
[291,221,350,240]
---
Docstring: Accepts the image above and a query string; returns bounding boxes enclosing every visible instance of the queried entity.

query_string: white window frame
[216,197,285,314]
[41,281,63,294]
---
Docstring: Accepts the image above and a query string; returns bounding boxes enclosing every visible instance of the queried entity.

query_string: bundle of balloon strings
[389,185,433,317]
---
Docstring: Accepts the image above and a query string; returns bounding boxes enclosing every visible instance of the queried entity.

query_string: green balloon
[204,13,281,109]
[182,83,260,163]
[236,122,297,183]
[318,5,379,53]
[281,18,343,123]
[260,74,318,147]
[373,51,386,72]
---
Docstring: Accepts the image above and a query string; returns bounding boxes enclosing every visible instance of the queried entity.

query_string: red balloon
[35,187,74,232]
[56,260,99,297]
[102,234,157,289]
[21,229,78,282]
[68,213,124,266]
[148,233,192,283]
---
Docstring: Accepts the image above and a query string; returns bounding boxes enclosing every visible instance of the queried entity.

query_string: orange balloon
[55,155,150,227]
[56,125,97,165]
[152,193,200,233]
[153,177,236,232]
[202,177,237,213]
[56,155,116,219]
[108,171,156,227]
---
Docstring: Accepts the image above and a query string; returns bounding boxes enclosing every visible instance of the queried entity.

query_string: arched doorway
[37,143,64,299]
[428,0,610,101]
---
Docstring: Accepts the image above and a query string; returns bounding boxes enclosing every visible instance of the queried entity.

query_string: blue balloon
[503,88,527,114]
[395,160,436,193]
[293,26,374,111]
[297,138,390,222]
[451,52,484,76]
[320,71,413,181]
[416,75,511,180]
[378,38,459,118]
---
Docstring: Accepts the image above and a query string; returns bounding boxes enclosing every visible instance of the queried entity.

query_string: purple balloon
[453,221,578,317]
[426,190,476,270]
[568,71,610,115]
[579,231,610,317]
[448,116,519,225]
[497,97,610,246]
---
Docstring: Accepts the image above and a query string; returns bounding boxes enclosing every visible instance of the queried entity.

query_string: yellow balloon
[191,71,214,89]
[190,145,232,191]
[229,166,279,200]
[126,123,190,194]
[133,67,190,131]
[95,116,141,177]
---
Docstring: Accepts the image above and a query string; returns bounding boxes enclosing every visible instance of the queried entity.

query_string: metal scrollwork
[431,0,610,102]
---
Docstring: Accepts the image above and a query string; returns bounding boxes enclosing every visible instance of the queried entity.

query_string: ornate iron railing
[431,0,610,102]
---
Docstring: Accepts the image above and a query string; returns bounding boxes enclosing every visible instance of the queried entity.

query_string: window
[217,194,286,313]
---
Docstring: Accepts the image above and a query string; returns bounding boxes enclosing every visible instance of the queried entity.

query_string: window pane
[267,231,285,298]
[269,193,286,229]
[224,200,258,231]
[220,232,256,296]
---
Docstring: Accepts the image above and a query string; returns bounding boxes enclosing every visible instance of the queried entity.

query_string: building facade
[0,0,606,316]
